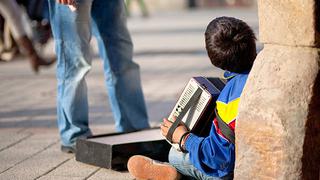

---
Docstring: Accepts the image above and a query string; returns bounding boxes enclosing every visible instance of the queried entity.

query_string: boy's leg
[168,148,223,180]
[91,0,149,132]
[48,0,93,148]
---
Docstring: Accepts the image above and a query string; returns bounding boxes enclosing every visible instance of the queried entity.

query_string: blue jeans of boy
[169,148,232,180]
[48,0,149,147]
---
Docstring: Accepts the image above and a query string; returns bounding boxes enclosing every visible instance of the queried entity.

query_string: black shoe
[61,145,76,154]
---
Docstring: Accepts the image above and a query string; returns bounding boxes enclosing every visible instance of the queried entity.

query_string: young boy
[127,16,257,180]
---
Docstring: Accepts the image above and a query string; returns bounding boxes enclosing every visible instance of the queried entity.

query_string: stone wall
[258,0,320,47]
[234,0,320,179]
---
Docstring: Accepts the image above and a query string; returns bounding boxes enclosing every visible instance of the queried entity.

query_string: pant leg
[91,0,149,132]
[168,147,223,180]
[48,0,93,146]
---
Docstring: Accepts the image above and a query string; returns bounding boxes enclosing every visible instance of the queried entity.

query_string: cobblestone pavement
[0,8,258,180]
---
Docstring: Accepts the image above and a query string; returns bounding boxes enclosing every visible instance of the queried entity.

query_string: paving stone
[47,158,99,178]
[0,130,31,151]
[87,168,131,180]
[37,176,83,180]
[0,132,59,173]
[0,143,72,180]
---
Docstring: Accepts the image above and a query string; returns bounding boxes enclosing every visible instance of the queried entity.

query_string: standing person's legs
[48,0,93,148]
[91,0,149,132]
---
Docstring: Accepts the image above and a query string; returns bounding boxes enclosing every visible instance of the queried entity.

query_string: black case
[75,128,170,170]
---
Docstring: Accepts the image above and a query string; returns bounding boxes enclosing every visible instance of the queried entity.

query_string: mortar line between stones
[0,140,59,174]
[84,168,101,180]
[0,132,33,152]
[34,158,72,180]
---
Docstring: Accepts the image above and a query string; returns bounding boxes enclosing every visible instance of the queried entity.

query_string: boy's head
[205,16,256,73]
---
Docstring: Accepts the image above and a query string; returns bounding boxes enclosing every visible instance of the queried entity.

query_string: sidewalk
[0,8,258,180]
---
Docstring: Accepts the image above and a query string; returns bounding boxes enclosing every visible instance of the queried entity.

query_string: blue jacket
[184,71,248,177]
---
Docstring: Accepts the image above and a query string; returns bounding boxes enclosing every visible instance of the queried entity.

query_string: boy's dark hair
[205,16,257,73]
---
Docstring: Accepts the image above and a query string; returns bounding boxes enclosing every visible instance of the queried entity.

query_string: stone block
[234,44,320,179]
[258,0,320,47]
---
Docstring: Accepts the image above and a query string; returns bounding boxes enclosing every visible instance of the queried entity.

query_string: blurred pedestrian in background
[0,0,55,73]
[125,0,149,17]
[16,0,52,45]
[48,0,150,153]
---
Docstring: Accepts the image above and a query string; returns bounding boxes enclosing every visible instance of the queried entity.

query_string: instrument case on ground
[76,128,170,170]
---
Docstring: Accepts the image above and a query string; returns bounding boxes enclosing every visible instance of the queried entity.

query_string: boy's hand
[161,118,188,144]
[56,0,75,5]
[56,0,76,11]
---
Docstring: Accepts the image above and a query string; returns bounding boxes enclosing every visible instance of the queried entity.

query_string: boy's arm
[184,126,235,177]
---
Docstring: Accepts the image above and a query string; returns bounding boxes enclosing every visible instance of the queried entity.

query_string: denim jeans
[168,148,232,180]
[48,0,149,147]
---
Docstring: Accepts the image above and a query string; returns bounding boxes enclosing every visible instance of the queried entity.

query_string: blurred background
[0,0,260,131]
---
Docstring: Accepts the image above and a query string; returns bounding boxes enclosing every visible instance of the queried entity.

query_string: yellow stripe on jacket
[216,98,240,124]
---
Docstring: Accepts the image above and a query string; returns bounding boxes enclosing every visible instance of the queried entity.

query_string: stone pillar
[234,0,320,180]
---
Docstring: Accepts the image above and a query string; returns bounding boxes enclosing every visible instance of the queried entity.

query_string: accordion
[165,77,226,150]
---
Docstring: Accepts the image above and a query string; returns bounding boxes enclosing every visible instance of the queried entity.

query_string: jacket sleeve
[184,125,235,177]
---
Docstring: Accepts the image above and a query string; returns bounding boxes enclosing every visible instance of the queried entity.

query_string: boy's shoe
[127,155,181,180]
[61,145,76,154]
